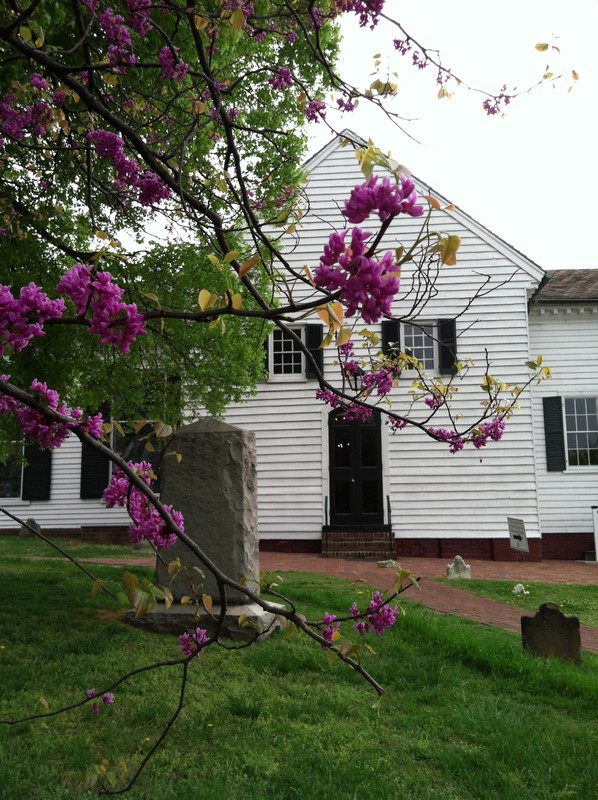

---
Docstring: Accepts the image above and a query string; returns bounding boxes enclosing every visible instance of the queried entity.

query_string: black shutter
[305,324,323,379]
[263,334,270,379]
[80,403,111,499]
[381,320,401,356]
[543,396,566,471]
[22,444,52,501]
[438,318,457,375]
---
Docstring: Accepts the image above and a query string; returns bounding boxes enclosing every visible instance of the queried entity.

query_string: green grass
[0,534,148,561]
[3,554,598,799]
[439,579,598,627]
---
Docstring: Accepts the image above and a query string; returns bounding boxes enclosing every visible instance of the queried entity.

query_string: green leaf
[238,614,249,628]
[163,586,174,610]
[19,26,32,42]
[535,43,549,52]
[224,250,239,263]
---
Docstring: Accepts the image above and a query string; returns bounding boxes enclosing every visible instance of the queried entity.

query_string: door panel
[329,410,384,527]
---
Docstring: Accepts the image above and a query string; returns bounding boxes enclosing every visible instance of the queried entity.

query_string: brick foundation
[540,532,595,561]
[395,537,543,562]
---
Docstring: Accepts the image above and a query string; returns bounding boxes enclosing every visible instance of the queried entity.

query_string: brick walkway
[79,552,598,654]
[259,553,598,655]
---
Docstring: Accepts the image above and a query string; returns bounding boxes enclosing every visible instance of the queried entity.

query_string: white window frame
[402,321,438,371]
[0,444,25,502]
[563,396,598,469]
[269,326,307,381]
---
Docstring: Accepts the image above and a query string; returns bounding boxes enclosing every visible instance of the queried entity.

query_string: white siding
[530,307,598,534]
[224,137,543,542]
[0,434,131,531]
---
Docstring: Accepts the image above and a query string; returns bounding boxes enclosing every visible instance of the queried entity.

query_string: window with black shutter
[305,323,323,379]
[80,403,110,499]
[381,319,401,357]
[543,396,566,472]
[22,444,52,501]
[438,318,458,375]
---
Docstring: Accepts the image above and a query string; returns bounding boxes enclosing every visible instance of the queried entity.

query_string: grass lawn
[2,545,598,799]
[0,534,144,561]
[439,579,598,628]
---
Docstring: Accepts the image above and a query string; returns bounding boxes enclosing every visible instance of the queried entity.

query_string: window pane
[565,397,598,468]
[334,430,351,468]
[334,481,352,514]
[361,429,378,467]
[272,329,303,375]
[403,323,435,370]
[0,456,21,498]
[362,480,380,514]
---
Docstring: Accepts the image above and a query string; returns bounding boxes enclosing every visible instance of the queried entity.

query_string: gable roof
[531,269,598,304]
[304,130,546,284]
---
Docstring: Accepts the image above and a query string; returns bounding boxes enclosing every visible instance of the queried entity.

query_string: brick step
[322,530,395,559]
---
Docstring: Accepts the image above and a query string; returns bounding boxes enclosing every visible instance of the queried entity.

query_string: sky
[307,1,598,270]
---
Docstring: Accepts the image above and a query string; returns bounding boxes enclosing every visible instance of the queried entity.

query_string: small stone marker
[446,555,471,580]
[19,517,40,537]
[521,602,581,665]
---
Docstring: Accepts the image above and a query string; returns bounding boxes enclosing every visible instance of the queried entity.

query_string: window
[565,397,598,467]
[0,452,22,498]
[403,323,436,370]
[265,324,323,380]
[271,327,304,375]
[381,319,457,375]
[0,444,52,500]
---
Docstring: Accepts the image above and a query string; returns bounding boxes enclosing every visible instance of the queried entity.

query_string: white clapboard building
[1,132,596,561]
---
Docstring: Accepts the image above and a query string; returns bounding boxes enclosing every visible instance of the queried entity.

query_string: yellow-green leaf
[198,289,212,311]
[207,254,221,268]
[163,586,174,610]
[231,293,242,310]
[202,593,213,610]
[224,250,239,263]
[194,14,209,29]
[336,327,352,348]
[230,7,245,30]
[95,230,108,240]
[91,579,103,599]
[19,26,32,42]
[113,419,125,437]
[154,420,173,438]
[535,43,549,52]
[439,234,461,266]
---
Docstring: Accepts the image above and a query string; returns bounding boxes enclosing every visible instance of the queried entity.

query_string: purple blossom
[321,612,340,649]
[158,46,188,83]
[362,368,393,396]
[99,8,136,71]
[137,171,171,206]
[92,703,100,716]
[85,689,96,698]
[0,283,64,356]
[350,592,399,636]
[179,627,209,657]
[315,388,341,408]
[314,229,400,324]
[429,427,464,453]
[103,462,182,548]
[268,67,294,90]
[102,692,115,705]
[126,0,153,36]
[29,73,48,90]
[52,91,67,106]
[343,175,423,225]
[342,403,372,423]
[305,99,326,122]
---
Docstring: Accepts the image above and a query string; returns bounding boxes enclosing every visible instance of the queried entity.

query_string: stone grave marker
[128,418,281,640]
[446,555,471,580]
[19,517,40,537]
[521,602,581,665]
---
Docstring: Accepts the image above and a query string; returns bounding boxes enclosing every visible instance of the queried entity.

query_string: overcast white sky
[307,1,598,270]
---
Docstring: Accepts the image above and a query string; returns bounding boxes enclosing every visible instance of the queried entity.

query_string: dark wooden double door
[328,410,384,529]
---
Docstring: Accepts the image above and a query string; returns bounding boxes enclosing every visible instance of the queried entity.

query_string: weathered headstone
[446,555,471,580]
[19,517,40,537]
[521,602,581,665]
[128,418,281,640]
